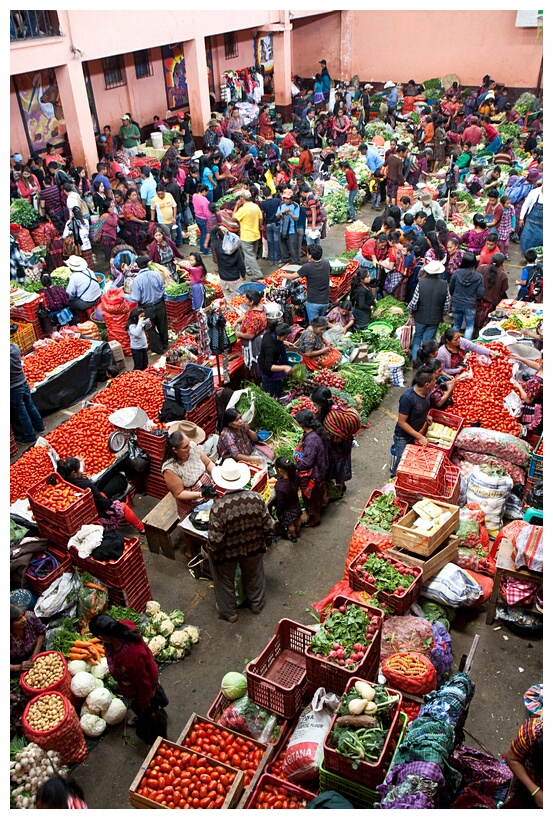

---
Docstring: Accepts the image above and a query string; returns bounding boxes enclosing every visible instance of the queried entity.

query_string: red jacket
[103,621,159,710]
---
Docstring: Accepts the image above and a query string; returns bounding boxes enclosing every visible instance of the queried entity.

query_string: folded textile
[67,524,104,558]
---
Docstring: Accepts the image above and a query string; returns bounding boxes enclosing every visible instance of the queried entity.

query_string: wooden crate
[386,534,460,582]
[391,500,460,556]
[128,736,244,809]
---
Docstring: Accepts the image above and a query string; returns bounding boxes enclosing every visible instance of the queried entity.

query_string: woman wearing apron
[519,186,543,255]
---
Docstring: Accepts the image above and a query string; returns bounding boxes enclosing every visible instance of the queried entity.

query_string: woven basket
[22,691,88,765]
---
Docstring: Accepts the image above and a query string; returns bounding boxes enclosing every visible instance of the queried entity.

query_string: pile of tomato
[451,342,521,435]
[181,722,264,788]
[10,446,53,504]
[401,700,422,725]
[22,339,92,388]
[251,781,310,809]
[46,405,115,474]
[33,482,83,511]
[536,439,543,456]
[94,370,164,419]
[136,744,237,809]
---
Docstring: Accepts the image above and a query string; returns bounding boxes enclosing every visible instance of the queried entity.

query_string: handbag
[27,551,59,580]
[63,233,76,258]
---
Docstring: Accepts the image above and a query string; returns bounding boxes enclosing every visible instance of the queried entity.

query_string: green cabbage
[221,672,248,701]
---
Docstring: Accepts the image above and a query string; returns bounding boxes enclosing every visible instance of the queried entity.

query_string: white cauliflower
[102,697,127,725]
[145,600,161,616]
[80,713,106,737]
[86,687,112,715]
[169,630,190,649]
[159,619,174,638]
[151,612,166,628]
[148,635,166,657]
[71,671,97,698]
[90,657,109,679]
[182,626,200,645]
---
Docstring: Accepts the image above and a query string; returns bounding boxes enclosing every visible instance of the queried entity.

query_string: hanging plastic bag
[222,232,241,255]
[380,615,435,660]
[282,688,340,782]
[226,388,255,425]
[77,575,109,624]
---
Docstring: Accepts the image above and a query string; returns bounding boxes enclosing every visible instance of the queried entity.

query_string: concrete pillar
[55,59,98,174]
[340,10,354,81]
[56,59,98,177]
[183,36,212,146]
[272,26,292,121]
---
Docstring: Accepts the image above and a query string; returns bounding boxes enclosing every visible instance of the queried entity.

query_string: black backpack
[526,263,543,300]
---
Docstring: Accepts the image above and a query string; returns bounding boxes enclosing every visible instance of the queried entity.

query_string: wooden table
[142,492,180,559]
[486,538,543,625]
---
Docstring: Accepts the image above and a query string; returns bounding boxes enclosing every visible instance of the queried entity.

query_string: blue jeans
[348,189,357,221]
[390,434,410,477]
[453,307,477,341]
[10,382,45,442]
[306,301,329,323]
[206,190,214,203]
[305,232,321,248]
[411,322,439,362]
[175,213,183,246]
[266,223,280,263]
[195,217,208,253]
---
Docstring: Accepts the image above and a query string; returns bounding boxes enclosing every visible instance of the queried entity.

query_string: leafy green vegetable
[310,603,372,663]
[241,383,300,437]
[23,280,43,293]
[10,518,28,544]
[106,606,145,631]
[166,282,191,296]
[50,616,82,656]
[372,296,409,330]
[514,92,536,115]
[339,363,388,414]
[360,491,402,533]
[349,330,405,358]
[10,199,39,228]
[362,553,413,593]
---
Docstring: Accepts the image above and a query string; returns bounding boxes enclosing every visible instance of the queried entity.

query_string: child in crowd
[515,249,543,303]
[179,251,207,310]
[497,194,515,259]
[274,456,303,542]
[126,306,149,370]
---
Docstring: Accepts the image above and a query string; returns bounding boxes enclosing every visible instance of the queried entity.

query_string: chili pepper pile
[46,405,115,474]
[94,370,164,419]
[33,482,83,512]
[313,370,345,390]
[181,722,264,787]
[251,782,309,809]
[10,446,53,504]
[452,342,521,435]
[22,339,92,388]
[135,743,237,809]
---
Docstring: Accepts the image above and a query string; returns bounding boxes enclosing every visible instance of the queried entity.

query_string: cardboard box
[108,340,125,362]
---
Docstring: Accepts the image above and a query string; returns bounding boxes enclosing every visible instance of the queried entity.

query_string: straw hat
[211,458,251,491]
[423,260,445,276]
[168,419,206,444]
[364,84,374,90]
[66,255,88,271]
[420,192,433,205]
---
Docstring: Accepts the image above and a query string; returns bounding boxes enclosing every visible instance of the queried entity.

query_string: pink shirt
[192,193,211,220]
[188,265,204,285]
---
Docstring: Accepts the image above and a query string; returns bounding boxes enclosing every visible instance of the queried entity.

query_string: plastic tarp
[32,342,113,415]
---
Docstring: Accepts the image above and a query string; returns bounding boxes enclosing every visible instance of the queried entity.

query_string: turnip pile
[10,741,66,809]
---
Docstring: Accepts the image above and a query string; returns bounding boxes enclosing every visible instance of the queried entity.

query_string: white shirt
[63,218,92,251]
[218,136,235,159]
[408,200,445,222]
[520,186,543,221]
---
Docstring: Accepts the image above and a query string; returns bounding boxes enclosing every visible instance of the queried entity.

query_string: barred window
[102,55,126,90]
[224,32,238,60]
[134,49,153,80]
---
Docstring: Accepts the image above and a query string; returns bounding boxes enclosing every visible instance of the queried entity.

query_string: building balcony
[10,10,62,42]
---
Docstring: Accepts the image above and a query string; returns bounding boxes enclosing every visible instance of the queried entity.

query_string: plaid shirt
[408,283,451,315]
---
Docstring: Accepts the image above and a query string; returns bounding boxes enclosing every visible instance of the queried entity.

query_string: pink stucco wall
[291,10,542,88]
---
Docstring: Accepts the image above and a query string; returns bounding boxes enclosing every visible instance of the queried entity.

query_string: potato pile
[26,694,65,732]
[24,654,64,689]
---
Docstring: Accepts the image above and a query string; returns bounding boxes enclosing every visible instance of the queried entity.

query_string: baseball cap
[121,114,130,120]
[12,153,23,163]
[237,189,251,199]
[176,112,184,119]
[319,60,327,65]
[282,188,293,199]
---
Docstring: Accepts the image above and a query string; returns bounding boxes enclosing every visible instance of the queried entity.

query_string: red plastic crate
[207,690,289,747]
[25,546,73,596]
[69,537,145,589]
[348,548,423,615]
[28,473,97,536]
[395,461,461,507]
[10,321,37,355]
[305,596,384,696]
[35,519,71,549]
[323,676,402,787]
[135,427,168,459]
[357,490,409,531]
[10,293,43,322]
[108,572,152,611]
[395,445,446,496]
[419,408,464,457]
[246,619,314,720]
[245,774,316,809]
[145,472,169,499]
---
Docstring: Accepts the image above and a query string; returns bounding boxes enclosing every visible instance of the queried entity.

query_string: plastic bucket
[237,282,266,296]
[151,131,164,150]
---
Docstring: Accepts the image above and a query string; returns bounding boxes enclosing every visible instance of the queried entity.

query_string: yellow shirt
[234,201,262,242]
[151,193,177,225]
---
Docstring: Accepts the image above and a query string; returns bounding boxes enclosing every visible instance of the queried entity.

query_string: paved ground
[16,203,540,808]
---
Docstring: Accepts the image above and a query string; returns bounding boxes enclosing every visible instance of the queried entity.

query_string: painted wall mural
[162,43,189,109]
[13,69,67,153]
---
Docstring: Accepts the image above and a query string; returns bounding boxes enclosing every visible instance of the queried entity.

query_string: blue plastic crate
[162,363,214,411]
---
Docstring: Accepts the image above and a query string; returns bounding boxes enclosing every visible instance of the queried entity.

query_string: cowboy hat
[66,255,88,271]
[237,188,251,199]
[211,458,251,491]
[192,150,204,160]
[420,192,433,205]
[423,260,445,275]
[168,419,206,444]
[383,81,395,89]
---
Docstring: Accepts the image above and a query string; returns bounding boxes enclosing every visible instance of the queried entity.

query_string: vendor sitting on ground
[436,327,499,376]
[326,299,354,332]
[298,317,342,371]
[217,408,274,465]
[10,603,46,674]
[161,423,216,520]
[57,458,145,533]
